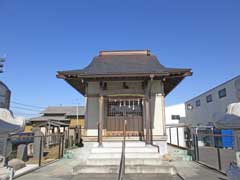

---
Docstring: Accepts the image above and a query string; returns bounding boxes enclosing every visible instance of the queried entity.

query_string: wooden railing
[117,120,127,180]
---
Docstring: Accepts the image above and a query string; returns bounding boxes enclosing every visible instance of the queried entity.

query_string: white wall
[185,76,240,126]
[165,103,186,125]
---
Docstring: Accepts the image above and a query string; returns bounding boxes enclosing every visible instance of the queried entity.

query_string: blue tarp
[222,129,234,148]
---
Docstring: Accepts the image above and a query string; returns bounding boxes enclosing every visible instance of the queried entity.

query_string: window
[187,104,193,110]
[171,115,180,120]
[103,82,107,90]
[123,82,129,89]
[206,94,213,103]
[196,100,201,107]
[218,88,226,98]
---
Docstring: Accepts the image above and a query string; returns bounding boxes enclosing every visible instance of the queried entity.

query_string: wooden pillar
[57,127,60,133]
[149,97,153,143]
[98,96,104,146]
[144,98,151,145]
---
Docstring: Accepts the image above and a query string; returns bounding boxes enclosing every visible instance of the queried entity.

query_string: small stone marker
[17,144,28,161]
[27,143,33,156]
[8,158,26,171]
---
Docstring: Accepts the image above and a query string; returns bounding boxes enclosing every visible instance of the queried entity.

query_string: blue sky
[0,0,240,117]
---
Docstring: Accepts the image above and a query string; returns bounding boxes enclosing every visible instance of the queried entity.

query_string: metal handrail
[117,120,127,180]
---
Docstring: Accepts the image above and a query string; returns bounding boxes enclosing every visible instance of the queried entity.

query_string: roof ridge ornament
[99,50,151,56]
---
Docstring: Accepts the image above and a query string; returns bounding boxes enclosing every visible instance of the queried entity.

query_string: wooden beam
[144,98,151,145]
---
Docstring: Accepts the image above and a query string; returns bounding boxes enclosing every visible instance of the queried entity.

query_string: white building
[166,103,187,148]
[166,103,186,125]
[185,75,240,127]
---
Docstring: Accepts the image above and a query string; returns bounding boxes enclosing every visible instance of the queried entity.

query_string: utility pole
[76,102,79,129]
[75,99,80,145]
[0,57,5,73]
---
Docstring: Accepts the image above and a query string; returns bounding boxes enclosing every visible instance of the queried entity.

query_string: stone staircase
[72,142,177,175]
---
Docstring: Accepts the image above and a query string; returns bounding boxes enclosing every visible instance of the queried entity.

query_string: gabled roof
[30,116,69,122]
[42,106,85,116]
[35,120,69,127]
[57,50,192,96]
[58,50,191,77]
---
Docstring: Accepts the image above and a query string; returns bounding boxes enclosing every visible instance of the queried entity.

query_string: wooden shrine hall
[57,50,192,149]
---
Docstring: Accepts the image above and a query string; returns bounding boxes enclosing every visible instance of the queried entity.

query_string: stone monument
[17,144,28,162]
[32,127,44,160]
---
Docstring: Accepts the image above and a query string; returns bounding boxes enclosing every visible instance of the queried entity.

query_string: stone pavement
[170,161,227,180]
[16,159,179,180]
[16,145,228,180]
[16,157,227,180]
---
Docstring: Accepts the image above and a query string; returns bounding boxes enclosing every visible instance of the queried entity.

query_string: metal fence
[0,132,81,168]
[192,132,236,173]
[166,126,236,173]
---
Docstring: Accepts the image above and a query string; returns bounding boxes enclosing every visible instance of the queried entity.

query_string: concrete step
[86,158,164,166]
[73,165,177,175]
[91,147,158,153]
[88,152,161,159]
[92,142,146,148]
[73,165,118,174]
[126,165,177,174]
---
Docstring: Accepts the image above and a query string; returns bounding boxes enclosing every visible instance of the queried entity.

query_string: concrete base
[153,141,168,155]
[72,141,175,175]
[86,129,98,136]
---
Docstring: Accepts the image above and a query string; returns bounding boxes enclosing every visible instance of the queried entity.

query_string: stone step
[83,136,142,142]
[171,155,192,161]
[88,152,161,159]
[73,165,177,175]
[91,147,158,153]
[73,165,118,174]
[92,142,146,148]
[86,158,164,166]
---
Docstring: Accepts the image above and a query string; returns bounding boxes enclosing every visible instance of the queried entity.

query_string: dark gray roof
[42,106,85,116]
[57,50,192,96]
[58,53,190,77]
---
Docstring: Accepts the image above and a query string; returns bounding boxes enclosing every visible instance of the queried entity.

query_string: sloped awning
[0,118,23,135]
[214,114,240,130]
[35,120,69,128]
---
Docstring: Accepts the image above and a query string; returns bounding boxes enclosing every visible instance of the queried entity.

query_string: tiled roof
[57,50,192,96]
[30,116,69,122]
[42,106,85,116]
[58,50,190,77]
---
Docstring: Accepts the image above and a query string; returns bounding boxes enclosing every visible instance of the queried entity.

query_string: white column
[152,93,166,136]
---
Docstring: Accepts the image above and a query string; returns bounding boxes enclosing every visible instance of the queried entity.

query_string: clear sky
[0,0,240,117]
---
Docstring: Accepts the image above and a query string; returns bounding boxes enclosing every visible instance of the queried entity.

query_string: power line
[11,106,42,112]
[12,111,39,116]
[11,101,46,109]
